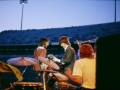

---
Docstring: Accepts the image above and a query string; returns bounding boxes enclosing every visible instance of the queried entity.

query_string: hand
[41,63,48,70]
[48,54,54,59]
[48,54,60,62]
[38,73,41,76]
[52,56,60,62]
[65,68,72,77]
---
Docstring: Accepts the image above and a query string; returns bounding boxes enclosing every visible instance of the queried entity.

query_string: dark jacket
[60,46,76,74]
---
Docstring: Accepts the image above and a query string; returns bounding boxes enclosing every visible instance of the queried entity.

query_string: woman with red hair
[65,44,96,90]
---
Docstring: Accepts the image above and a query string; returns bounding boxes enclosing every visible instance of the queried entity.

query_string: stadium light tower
[114,0,116,22]
[20,0,28,30]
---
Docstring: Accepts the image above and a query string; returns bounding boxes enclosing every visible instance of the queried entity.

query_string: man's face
[44,41,49,48]
[61,43,65,48]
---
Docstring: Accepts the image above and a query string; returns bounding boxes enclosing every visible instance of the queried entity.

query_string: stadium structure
[0,21,120,89]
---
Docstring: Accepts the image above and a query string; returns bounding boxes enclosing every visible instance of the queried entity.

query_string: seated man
[33,37,50,82]
[65,44,96,90]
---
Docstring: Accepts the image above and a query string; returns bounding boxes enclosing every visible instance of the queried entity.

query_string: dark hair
[38,37,50,46]
[59,36,71,45]
[80,44,93,59]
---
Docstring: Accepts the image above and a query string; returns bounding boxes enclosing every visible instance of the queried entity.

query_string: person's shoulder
[37,48,46,52]
[68,46,75,51]
[76,58,87,63]
[75,59,82,63]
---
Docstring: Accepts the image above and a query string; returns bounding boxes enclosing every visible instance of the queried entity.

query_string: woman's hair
[80,44,94,59]
[38,37,50,46]
[59,36,71,45]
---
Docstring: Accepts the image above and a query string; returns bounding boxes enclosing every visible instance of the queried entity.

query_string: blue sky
[0,0,120,32]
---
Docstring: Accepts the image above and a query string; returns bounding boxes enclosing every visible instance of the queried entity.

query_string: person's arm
[69,75,82,84]
[76,39,82,48]
[52,47,75,64]
[65,68,82,84]
[60,47,75,64]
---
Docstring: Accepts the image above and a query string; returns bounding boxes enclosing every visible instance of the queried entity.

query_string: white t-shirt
[72,58,96,89]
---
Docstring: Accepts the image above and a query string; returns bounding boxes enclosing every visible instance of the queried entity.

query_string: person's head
[59,36,71,48]
[79,44,94,59]
[38,37,50,48]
